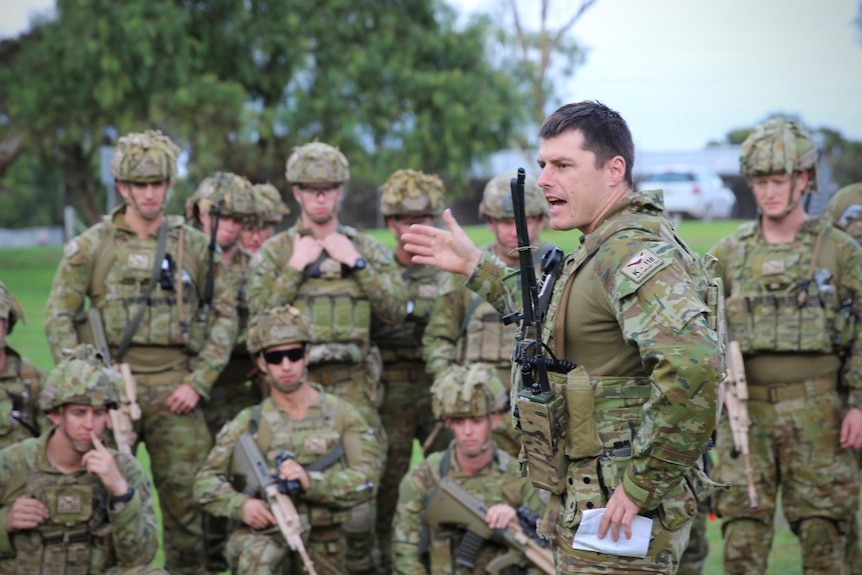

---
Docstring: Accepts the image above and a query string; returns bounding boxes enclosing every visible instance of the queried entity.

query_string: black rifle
[203,204,221,317]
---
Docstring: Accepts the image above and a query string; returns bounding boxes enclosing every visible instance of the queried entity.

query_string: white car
[637,166,737,221]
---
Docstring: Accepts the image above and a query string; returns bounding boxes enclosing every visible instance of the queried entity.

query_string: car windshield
[642,172,696,183]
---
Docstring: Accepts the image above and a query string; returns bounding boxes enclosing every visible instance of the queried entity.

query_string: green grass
[0,221,845,574]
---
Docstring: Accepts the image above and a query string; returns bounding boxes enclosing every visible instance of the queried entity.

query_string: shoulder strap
[458,295,486,338]
[438,448,452,479]
[115,219,168,363]
[85,223,118,300]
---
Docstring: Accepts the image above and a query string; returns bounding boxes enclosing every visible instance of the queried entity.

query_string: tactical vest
[0,353,41,448]
[376,264,440,363]
[86,216,202,349]
[223,249,251,355]
[13,465,113,575]
[724,220,843,354]
[287,227,371,362]
[251,397,350,527]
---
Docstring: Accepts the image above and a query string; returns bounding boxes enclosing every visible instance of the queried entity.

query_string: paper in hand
[570,508,652,558]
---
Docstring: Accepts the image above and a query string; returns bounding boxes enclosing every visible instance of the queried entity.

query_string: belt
[309,364,357,387]
[133,368,188,387]
[42,531,90,545]
[747,373,835,403]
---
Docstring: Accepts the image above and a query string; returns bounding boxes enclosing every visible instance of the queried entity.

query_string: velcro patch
[621,248,662,283]
[58,494,82,514]
[63,240,80,258]
[304,436,327,454]
[419,284,438,299]
[128,253,150,270]
[761,260,785,276]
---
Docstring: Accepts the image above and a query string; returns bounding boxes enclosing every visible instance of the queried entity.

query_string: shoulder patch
[621,248,663,283]
[63,240,80,259]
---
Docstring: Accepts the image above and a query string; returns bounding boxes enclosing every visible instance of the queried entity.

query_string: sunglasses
[262,347,306,365]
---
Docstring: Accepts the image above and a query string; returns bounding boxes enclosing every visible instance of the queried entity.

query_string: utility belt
[40,530,90,546]
[747,373,836,403]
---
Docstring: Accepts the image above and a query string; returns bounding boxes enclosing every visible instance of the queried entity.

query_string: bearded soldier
[44,130,237,575]
[0,345,167,575]
[709,119,862,575]
[194,305,382,575]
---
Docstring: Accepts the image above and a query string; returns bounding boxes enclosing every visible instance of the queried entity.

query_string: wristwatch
[351,257,367,273]
[110,486,135,511]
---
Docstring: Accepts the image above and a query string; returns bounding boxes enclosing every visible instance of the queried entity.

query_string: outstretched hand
[401,209,482,277]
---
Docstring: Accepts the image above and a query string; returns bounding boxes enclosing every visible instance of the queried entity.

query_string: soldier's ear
[255,353,268,373]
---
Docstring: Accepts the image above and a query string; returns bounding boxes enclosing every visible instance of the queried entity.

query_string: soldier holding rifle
[708,118,862,575]
[402,100,721,575]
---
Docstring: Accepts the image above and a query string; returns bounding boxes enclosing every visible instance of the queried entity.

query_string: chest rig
[376,264,439,362]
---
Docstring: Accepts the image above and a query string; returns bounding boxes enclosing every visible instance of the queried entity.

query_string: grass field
[0,219,842,574]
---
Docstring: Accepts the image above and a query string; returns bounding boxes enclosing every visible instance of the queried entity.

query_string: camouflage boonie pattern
[466,189,721,573]
[39,348,122,412]
[285,142,350,184]
[194,393,382,575]
[823,182,862,242]
[184,172,257,225]
[431,364,499,419]
[379,169,445,217]
[709,216,862,575]
[44,205,238,575]
[252,183,291,224]
[739,118,818,192]
[371,257,446,575]
[478,171,548,219]
[247,305,313,355]
[0,432,160,574]
[391,446,545,575]
[110,130,180,183]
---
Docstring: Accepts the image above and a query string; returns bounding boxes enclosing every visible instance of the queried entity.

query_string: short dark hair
[539,101,635,187]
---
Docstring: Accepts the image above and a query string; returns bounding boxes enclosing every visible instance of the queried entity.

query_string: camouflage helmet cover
[431,363,501,419]
[739,118,818,192]
[111,130,181,183]
[247,305,314,355]
[0,280,25,335]
[479,171,549,218]
[285,142,350,185]
[252,183,291,224]
[185,172,257,222]
[380,169,446,217]
[39,344,122,412]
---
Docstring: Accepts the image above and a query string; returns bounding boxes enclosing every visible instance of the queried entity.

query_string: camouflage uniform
[0,281,48,449]
[466,187,721,574]
[44,131,238,575]
[823,182,862,242]
[423,172,553,457]
[708,119,862,575]
[371,169,449,574]
[391,365,547,575]
[194,305,382,575]
[241,183,291,256]
[247,142,406,575]
[0,348,167,575]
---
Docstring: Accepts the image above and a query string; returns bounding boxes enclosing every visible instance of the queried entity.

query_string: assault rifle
[425,477,555,575]
[231,433,318,575]
[722,341,758,509]
[88,308,141,455]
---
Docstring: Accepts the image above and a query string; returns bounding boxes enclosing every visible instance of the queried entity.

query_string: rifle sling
[306,444,346,473]
[115,220,168,363]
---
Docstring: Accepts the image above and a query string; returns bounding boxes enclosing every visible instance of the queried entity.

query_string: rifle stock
[87,308,140,455]
[232,434,318,575]
[723,340,758,509]
[425,477,555,575]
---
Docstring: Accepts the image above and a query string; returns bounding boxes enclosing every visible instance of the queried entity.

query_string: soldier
[246,142,407,575]
[194,305,382,575]
[823,181,862,241]
[241,183,291,255]
[391,363,546,575]
[402,100,721,574]
[0,280,48,448]
[186,172,261,573]
[708,118,862,575]
[371,169,449,574]
[422,171,551,456]
[0,345,167,575]
[44,130,238,575]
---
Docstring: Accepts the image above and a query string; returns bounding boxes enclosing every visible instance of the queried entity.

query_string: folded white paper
[570,508,653,558]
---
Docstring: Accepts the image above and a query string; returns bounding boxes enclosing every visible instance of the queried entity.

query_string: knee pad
[796,516,846,568]
[343,502,373,534]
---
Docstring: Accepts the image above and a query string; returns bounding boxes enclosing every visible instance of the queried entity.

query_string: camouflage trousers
[714,386,861,575]
[135,372,213,575]
[307,363,386,575]
[676,502,709,575]
[376,361,443,575]
[226,526,347,575]
[203,365,263,573]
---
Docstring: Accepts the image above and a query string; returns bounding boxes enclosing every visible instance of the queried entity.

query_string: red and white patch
[621,248,662,283]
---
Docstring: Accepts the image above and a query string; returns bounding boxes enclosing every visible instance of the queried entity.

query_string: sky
[2,0,861,152]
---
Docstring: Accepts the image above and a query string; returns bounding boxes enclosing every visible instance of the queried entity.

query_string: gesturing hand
[82,433,129,497]
[401,209,482,277]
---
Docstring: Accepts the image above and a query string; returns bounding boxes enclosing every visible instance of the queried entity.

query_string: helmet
[379,169,446,217]
[479,171,549,218]
[185,172,257,224]
[431,363,501,419]
[110,130,181,183]
[247,305,314,355]
[740,118,818,192]
[285,142,350,185]
[39,344,121,412]
[252,183,291,224]
[0,280,25,336]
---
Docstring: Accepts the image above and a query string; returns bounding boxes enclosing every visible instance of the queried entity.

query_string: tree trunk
[0,133,23,179]
[62,142,103,225]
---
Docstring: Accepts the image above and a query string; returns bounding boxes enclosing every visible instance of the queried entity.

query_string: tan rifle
[723,340,758,509]
[88,308,142,455]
